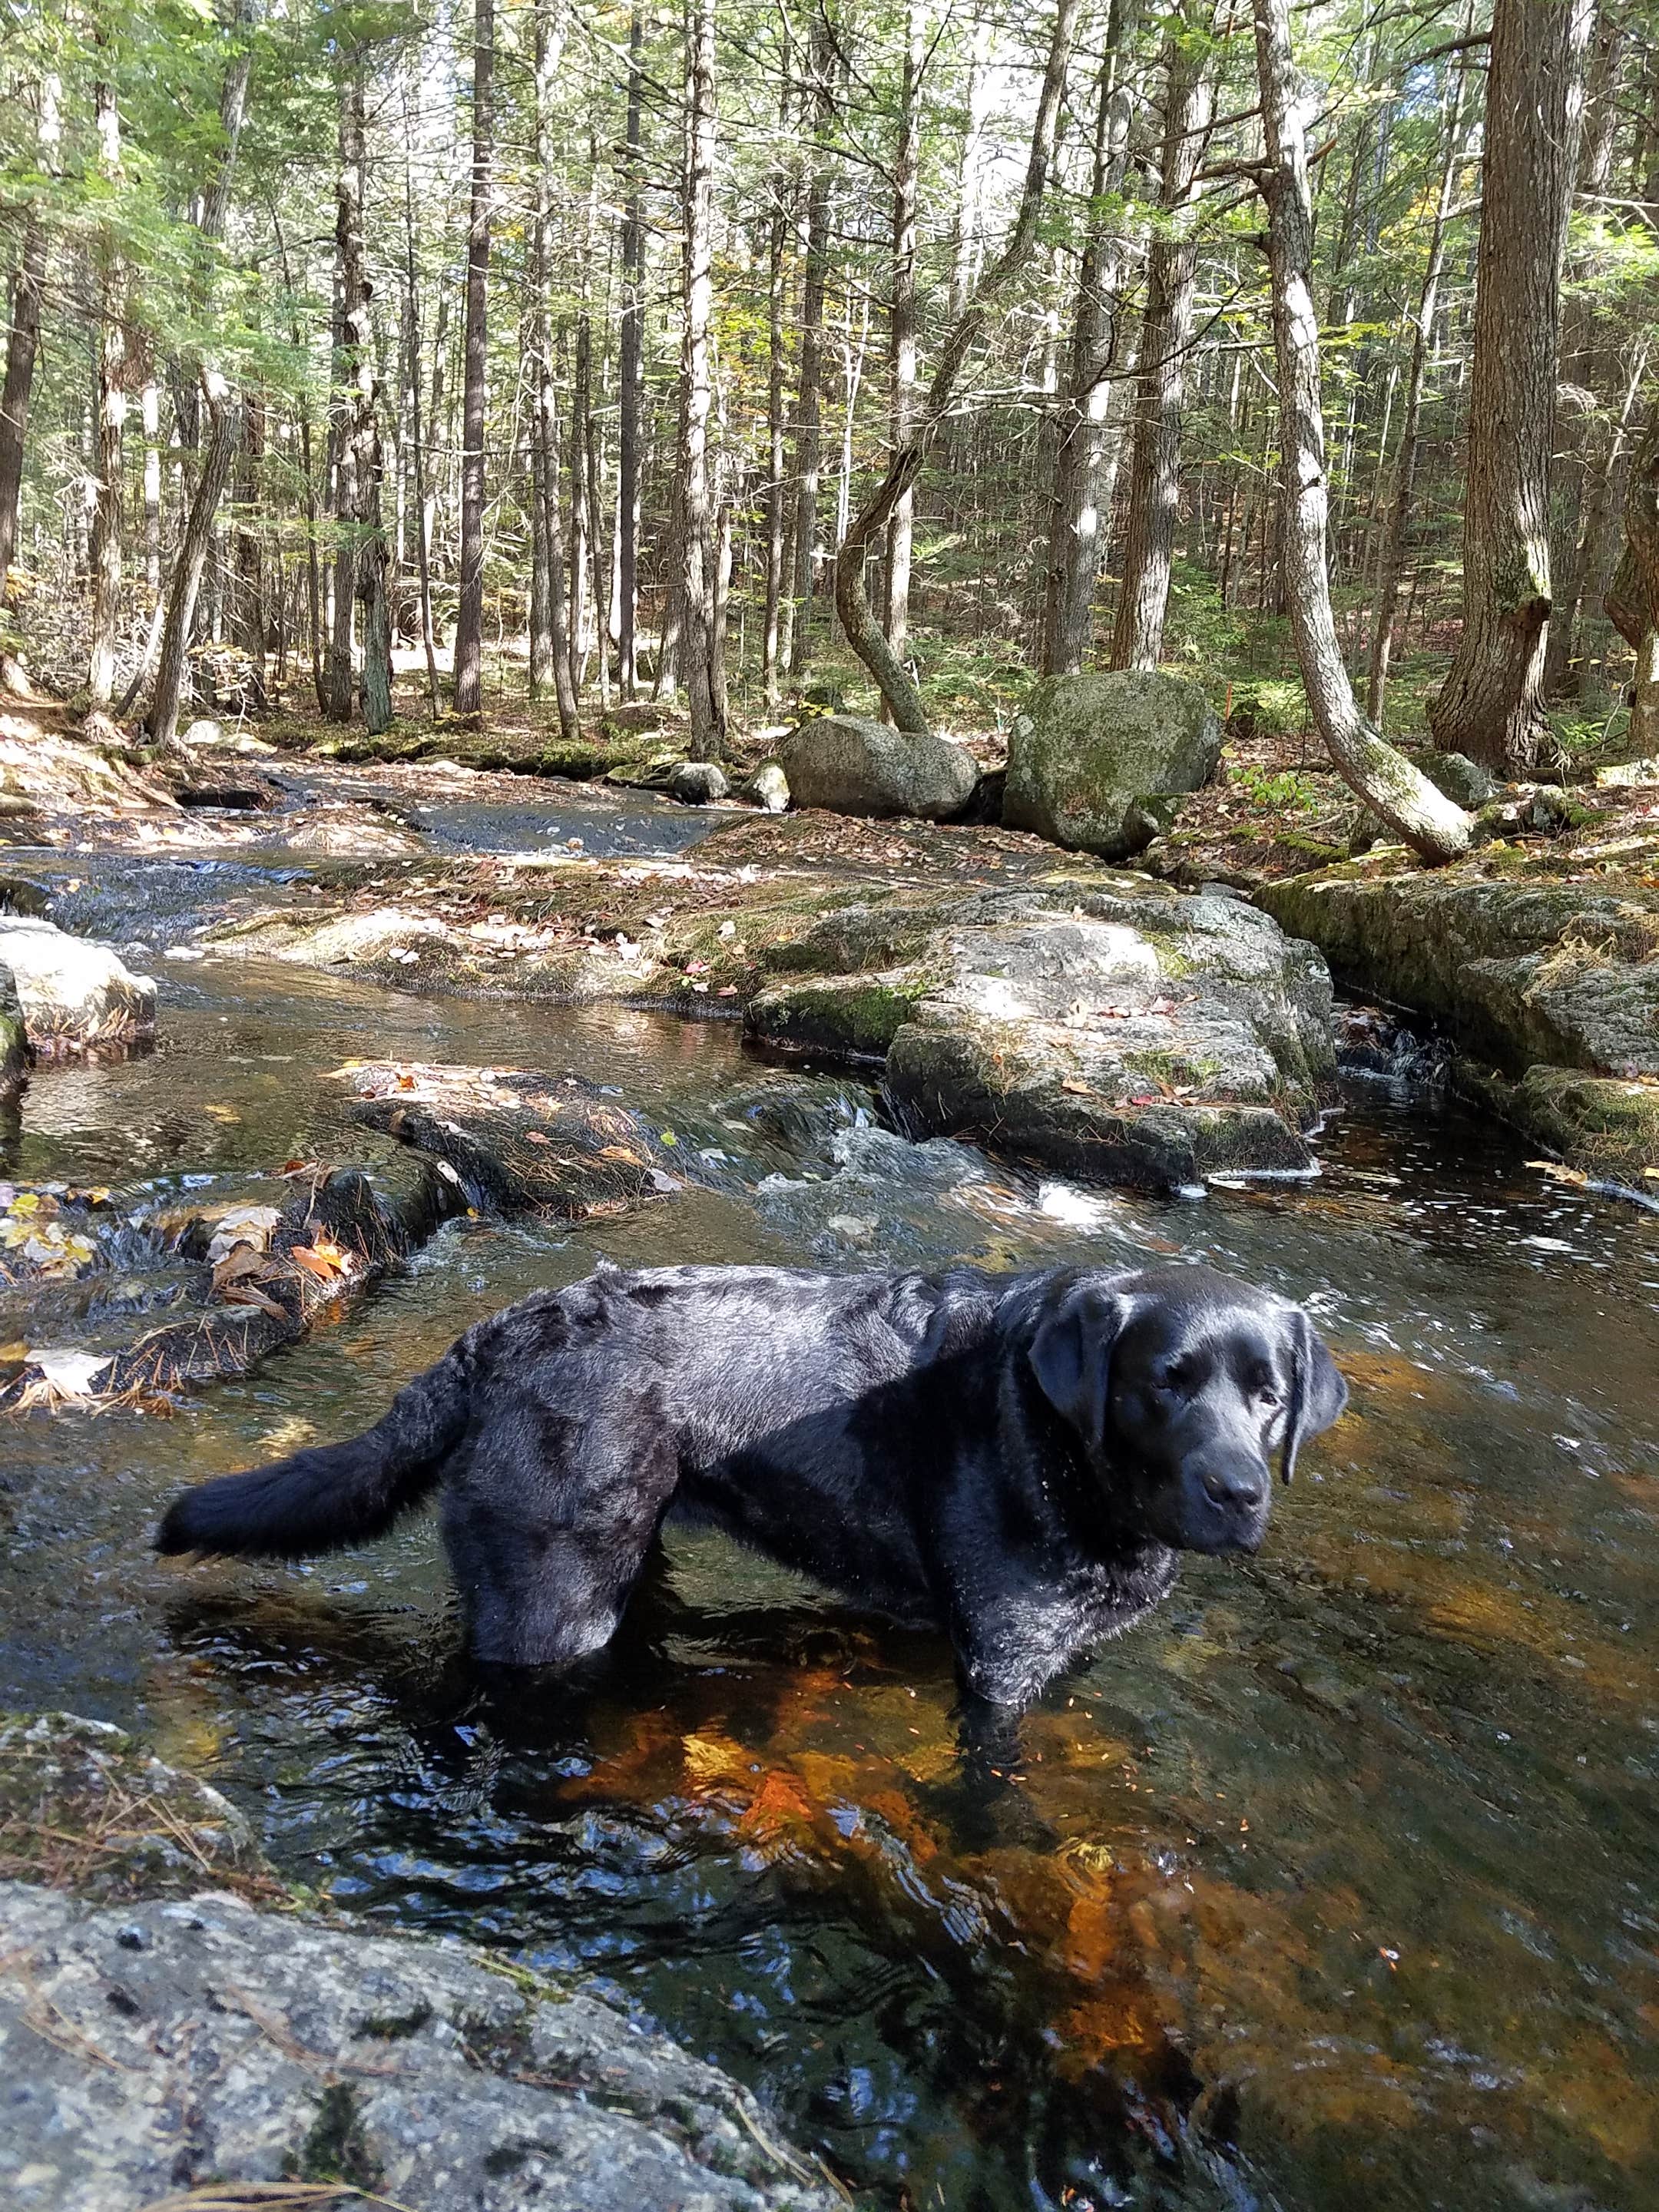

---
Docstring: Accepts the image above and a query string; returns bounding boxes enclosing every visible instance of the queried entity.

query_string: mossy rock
[1003,671,1222,859]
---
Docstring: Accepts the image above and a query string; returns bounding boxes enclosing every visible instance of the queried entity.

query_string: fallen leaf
[24,1348,114,1399]
[220,1280,287,1319]
[524,1130,552,1147]
[1060,1078,1092,1096]
[288,1244,342,1283]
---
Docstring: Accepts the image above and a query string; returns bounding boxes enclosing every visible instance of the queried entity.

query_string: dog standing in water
[157,1260,1346,1707]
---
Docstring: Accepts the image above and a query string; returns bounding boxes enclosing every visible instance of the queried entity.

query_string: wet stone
[0,1715,840,2212]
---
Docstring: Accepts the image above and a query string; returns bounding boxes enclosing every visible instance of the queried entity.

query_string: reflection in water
[2,942,1657,2211]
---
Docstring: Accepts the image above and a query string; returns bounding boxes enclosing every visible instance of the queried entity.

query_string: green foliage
[1230,760,1324,813]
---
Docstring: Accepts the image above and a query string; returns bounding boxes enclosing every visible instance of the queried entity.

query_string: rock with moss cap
[0,959,24,1100]
[750,879,1334,1190]
[1003,671,1222,860]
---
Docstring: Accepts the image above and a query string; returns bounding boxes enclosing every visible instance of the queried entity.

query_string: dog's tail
[154,1334,474,1561]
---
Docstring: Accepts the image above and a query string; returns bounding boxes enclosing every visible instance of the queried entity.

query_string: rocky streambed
[2,748,1659,2212]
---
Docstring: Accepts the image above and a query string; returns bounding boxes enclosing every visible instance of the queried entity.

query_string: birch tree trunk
[679,0,724,760]
[834,0,1081,733]
[1251,0,1470,862]
[452,0,494,718]
[1426,0,1595,772]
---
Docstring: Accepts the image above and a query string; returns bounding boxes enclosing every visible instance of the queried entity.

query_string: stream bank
[0,1711,842,2211]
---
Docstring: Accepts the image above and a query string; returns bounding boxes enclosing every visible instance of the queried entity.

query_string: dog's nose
[1200,1459,1267,1513]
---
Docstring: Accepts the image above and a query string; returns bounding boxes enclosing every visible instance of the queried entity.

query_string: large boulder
[749,879,1335,1191]
[780,714,979,820]
[1003,670,1223,859]
[0,916,156,1050]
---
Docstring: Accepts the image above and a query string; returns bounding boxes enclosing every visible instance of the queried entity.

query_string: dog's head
[1028,1264,1347,1555]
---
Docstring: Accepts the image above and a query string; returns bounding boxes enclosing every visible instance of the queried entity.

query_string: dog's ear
[1280,1309,1347,1484]
[1028,1282,1134,1458]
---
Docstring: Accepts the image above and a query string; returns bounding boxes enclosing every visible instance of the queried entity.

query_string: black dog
[155,1261,1346,1707]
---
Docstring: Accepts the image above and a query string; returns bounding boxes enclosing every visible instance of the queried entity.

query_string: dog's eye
[1255,1381,1280,1408]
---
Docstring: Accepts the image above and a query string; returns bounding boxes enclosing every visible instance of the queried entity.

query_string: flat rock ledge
[0,1714,843,2212]
[1258,864,1659,1184]
[750,881,1334,1191]
[204,837,1337,1195]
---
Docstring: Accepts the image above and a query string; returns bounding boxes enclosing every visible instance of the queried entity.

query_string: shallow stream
[3,808,1657,2212]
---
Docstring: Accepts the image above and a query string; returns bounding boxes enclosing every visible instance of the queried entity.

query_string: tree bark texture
[786,8,835,678]
[1041,0,1135,676]
[147,382,239,747]
[1110,13,1214,674]
[326,68,369,722]
[1,74,61,598]
[452,0,494,719]
[882,0,923,676]
[88,61,125,706]
[1426,0,1595,772]
[679,0,724,760]
[1252,0,1470,861]
[618,1,644,698]
[531,0,580,740]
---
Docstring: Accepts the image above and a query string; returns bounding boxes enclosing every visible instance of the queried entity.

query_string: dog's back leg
[442,1391,680,1669]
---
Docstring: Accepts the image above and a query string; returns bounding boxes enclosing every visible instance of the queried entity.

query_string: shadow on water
[2,879,1658,2209]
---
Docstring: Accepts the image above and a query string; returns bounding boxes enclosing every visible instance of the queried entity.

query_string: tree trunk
[786,6,834,679]
[234,391,267,709]
[402,94,441,717]
[679,0,724,760]
[530,0,580,741]
[1366,48,1470,724]
[834,0,1081,733]
[617,1,644,698]
[147,382,239,747]
[1110,13,1213,673]
[326,69,368,721]
[1,74,62,599]
[570,309,592,697]
[761,82,790,710]
[1426,0,1595,772]
[88,61,125,707]
[1252,0,1470,862]
[141,380,161,591]
[882,0,923,681]
[452,0,494,719]
[1041,0,1135,676]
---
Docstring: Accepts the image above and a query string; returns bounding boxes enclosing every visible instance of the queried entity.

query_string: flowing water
[3,813,1658,2212]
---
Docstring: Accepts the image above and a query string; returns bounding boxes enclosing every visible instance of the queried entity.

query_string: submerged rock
[0,916,156,1051]
[780,714,979,821]
[1259,863,1659,1178]
[1,1071,676,1414]
[750,879,1333,1190]
[1003,671,1222,860]
[0,1714,839,2212]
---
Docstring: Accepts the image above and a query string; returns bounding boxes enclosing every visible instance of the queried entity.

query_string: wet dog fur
[156,1260,1346,1707]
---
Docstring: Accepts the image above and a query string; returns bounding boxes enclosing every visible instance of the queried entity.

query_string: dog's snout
[1200,1457,1268,1512]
